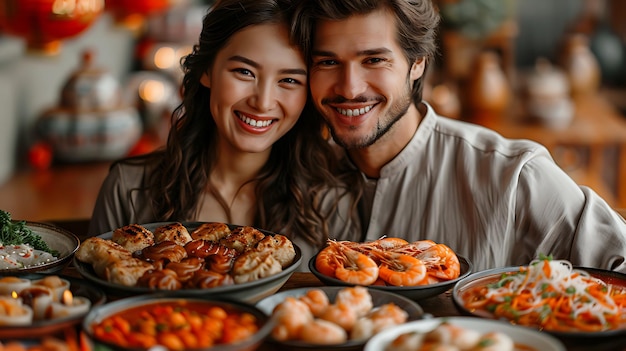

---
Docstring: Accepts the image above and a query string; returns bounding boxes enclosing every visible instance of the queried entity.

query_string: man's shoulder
[432,115,547,159]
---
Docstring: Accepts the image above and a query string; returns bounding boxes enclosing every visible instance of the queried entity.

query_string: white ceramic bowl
[364,316,566,351]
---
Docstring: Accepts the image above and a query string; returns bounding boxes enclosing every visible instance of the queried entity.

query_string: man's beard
[329,84,413,150]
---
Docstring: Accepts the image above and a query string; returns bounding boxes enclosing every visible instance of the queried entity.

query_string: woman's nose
[250,82,277,112]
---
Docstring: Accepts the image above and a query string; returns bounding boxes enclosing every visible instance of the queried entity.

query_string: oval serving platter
[73,222,302,303]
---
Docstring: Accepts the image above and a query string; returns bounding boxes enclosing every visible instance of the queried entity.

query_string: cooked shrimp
[390,239,436,256]
[299,319,348,345]
[350,317,375,341]
[332,242,379,286]
[351,304,408,341]
[375,251,427,286]
[358,237,409,251]
[319,302,358,332]
[299,289,330,317]
[315,244,340,277]
[416,244,460,280]
[271,297,313,341]
[368,303,408,325]
[335,286,373,318]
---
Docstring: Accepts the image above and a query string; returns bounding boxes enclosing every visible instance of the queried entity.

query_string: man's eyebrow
[228,55,307,75]
[312,47,392,57]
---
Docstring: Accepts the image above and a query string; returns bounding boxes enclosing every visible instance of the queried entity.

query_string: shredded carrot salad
[462,258,626,332]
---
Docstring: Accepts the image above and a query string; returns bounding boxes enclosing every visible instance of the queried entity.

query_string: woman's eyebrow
[229,55,307,75]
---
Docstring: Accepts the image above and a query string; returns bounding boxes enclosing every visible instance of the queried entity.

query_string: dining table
[57,265,625,351]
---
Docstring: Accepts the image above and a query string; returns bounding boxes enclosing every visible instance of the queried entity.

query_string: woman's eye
[234,68,254,77]
[280,77,302,85]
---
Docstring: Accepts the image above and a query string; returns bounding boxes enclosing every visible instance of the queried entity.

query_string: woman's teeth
[238,114,273,127]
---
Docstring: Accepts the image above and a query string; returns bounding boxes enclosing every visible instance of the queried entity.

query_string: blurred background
[0,0,625,222]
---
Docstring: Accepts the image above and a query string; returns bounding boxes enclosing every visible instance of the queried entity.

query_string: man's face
[309,8,425,149]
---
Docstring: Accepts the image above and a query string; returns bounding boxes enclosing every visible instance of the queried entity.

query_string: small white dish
[364,316,566,351]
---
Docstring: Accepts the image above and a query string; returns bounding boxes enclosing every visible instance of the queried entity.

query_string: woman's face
[201,23,308,154]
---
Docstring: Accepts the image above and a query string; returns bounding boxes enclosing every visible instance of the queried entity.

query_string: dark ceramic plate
[73,222,302,303]
[0,221,80,275]
[0,273,106,340]
[256,286,426,351]
[452,265,626,350]
[309,253,472,300]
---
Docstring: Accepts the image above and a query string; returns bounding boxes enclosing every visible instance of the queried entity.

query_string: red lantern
[0,0,104,54]
[106,0,172,32]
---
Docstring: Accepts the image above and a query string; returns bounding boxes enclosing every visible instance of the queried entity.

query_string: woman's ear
[410,58,426,81]
[200,71,211,88]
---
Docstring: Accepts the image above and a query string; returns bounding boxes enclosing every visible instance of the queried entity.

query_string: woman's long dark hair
[124,0,354,247]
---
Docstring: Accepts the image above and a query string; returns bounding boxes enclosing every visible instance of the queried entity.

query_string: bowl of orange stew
[82,294,273,351]
[453,259,626,349]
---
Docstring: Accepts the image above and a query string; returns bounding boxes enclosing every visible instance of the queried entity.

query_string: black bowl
[309,253,472,300]
[83,294,272,351]
[256,286,426,351]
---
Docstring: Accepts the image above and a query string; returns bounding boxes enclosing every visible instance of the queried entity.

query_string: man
[292,0,626,272]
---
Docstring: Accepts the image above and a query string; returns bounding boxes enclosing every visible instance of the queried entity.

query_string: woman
[88,0,361,267]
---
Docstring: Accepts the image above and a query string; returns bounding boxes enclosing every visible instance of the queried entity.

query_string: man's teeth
[336,105,372,117]
[238,114,273,127]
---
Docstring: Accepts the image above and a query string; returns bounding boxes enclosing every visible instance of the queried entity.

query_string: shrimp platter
[256,286,425,349]
[314,238,466,286]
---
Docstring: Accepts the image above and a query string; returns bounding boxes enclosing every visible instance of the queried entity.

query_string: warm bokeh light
[153,46,177,70]
[139,79,166,103]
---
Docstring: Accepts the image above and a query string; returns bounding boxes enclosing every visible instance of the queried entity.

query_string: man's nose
[334,63,367,100]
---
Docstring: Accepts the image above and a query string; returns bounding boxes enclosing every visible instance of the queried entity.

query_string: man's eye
[365,57,384,64]
[314,59,337,67]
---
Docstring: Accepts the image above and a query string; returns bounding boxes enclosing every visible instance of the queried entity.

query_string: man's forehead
[312,9,398,55]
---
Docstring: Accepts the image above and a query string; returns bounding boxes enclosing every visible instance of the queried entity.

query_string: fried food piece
[190,222,232,242]
[138,240,187,264]
[75,237,133,277]
[254,234,296,268]
[153,222,192,246]
[105,258,154,286]
[112,224,155,253]
[231,250,282,284]
[189,269,234,288]
[220,226,265,253]
[137,268,183,290]
[165,257,205,282]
